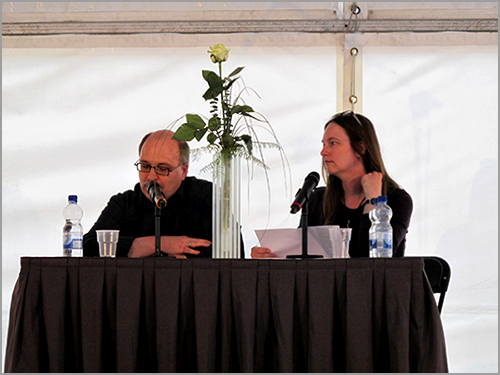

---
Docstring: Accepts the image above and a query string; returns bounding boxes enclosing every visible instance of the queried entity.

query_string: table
[4,257,448,373]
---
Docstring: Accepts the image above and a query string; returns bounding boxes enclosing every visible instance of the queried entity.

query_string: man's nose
[147,167,158,179]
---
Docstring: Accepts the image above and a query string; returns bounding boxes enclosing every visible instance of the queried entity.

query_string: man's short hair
[138,131,190,165]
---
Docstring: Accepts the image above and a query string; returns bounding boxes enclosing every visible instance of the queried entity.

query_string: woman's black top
[306,187,413,257]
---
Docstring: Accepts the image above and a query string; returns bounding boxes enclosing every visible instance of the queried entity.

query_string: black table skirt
[5,257,448,373]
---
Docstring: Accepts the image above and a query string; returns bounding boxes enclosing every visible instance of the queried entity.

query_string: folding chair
[421,256,451,314]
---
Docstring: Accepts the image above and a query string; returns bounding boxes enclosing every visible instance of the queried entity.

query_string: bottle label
[369,233,392,249]
[63,235,83,250]
[383,234,392,249]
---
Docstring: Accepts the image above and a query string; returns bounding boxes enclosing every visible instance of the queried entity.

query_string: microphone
[290,172,320,214]
[148,182,167,209]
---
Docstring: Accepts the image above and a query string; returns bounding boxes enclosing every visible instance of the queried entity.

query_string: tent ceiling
[2,2,498,35]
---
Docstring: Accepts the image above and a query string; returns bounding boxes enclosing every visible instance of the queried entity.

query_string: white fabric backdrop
[2,36,497,372]
[362,44,498,372]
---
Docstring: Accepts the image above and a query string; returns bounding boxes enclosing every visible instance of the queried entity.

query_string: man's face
[138,133,189,201]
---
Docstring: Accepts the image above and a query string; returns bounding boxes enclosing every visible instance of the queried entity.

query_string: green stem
[222,155,231,233]
[218,62,227,135]
[216,63,231,231]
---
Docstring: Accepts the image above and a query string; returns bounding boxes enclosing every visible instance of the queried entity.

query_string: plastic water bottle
[63,195,84,257]
[369,195,393,258]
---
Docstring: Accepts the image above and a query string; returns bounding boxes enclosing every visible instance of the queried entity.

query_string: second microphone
[290,172,320,214]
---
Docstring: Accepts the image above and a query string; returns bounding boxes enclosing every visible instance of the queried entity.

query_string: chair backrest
[421,256,451,314]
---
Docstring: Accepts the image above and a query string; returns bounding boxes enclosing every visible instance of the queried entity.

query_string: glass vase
[212,154,241,258]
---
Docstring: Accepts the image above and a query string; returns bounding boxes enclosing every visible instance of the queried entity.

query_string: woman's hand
[361,171,383,200]
[361,171,383,214]
[251,246,276,258]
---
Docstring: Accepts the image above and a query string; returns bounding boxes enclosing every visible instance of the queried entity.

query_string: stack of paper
[254,226,348,259]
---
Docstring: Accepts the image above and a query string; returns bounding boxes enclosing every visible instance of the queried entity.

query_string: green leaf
[195,128,208,141]
[208,117,221,131]
[240,112,260,121]
[207,132,217,144]
[202,70,224,100]
[172,124,196,141]
[222,133,234,148]
[186,114,206,129]
[241,134,253,154]
[202,70,223,89]
[209,99,219,114]
[228,66,244,77]
[203,87,223,101]
[230,105,254,116]
[224,78,238,91]
[203,88,216,101]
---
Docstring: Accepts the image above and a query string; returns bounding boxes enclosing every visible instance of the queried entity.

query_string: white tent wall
[2,2,498,373]
[361,35,498,373]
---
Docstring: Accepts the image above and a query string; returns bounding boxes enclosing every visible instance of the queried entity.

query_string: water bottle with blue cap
[63,195,84,257]
[369,195,393,258]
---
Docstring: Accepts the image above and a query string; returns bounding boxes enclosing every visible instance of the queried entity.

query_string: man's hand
[128,236,211,258]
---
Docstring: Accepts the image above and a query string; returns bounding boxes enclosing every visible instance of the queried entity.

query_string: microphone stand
[154,199,166,257]
[287,201,323,259]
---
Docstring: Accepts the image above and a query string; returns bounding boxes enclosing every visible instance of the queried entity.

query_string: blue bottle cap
[68,195,78,203]
[378,195,387,203]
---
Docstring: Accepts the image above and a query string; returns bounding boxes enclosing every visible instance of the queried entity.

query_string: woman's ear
[358,141,366,155]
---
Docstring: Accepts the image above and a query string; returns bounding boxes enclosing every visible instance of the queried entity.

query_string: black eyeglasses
[134,161,184,176]
[334,110,363,127]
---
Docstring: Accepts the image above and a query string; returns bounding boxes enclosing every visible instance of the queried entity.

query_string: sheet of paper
[255,226,345,259]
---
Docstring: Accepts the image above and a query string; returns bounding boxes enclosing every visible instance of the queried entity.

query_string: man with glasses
[82,129,214,258]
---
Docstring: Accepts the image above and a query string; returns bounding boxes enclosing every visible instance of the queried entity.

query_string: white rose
[208,44,230,63]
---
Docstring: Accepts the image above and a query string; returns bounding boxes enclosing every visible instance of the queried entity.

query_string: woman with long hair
[252,111,413,258]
